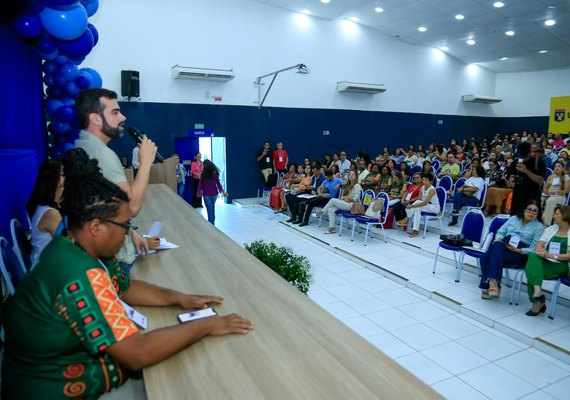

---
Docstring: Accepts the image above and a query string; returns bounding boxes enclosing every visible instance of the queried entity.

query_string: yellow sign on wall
[549,96,570,134]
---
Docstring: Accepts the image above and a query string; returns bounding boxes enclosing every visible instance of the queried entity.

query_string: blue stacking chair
[463,214,509,276]
[10,218,32,272]
[544,168,553,180]
[463,183,488,216]
[432,209,485,282]
[548,275,570,319]
[431,159,440,170]
[351,192,390,245]
[0,236,27,295]
[438,175,452,192]
[420,187,447,238]
[338,189,375,236]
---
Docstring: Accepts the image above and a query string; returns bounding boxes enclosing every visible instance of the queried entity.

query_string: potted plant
[245,240,312,294]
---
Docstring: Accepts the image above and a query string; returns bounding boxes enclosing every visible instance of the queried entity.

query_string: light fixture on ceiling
[455,14,464,20]
[500,57,508,60]
[320,0,330,3]
[302,9,310,14]
[493,2,504,8]
[505,30,515,36]
[539,50,548,53]
[467,39,476,45]
[375,7,384,13]
[418,26,427,32]
[441,46,449,51]
[545,19,556,26]
[350,16,359,22]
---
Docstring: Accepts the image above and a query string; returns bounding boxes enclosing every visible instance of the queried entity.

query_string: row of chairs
[1,219,32,296]
[432,211,570,318]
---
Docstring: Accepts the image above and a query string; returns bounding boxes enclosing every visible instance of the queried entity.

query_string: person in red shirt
[272,142,289,173]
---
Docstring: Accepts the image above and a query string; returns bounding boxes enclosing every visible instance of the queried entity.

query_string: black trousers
[393,201,407,221]
[298,197,330,223]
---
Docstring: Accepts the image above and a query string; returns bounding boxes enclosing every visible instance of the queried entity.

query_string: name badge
[279,156,283,162]
[265,157,270,163]
[508,236,520,248]
[552,177,560,186]
[485,177,490,184]
[549,242,561,255]
[119,300,148,330]
[405,193,412,201]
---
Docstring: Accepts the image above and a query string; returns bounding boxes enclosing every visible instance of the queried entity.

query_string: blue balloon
[47,85,65,98]
[55,105,75,122]
[81,67,102,88]
[51,120,71,134]
[87,23,98,46]
[43,74,56,86]
[54,74,67,87]
[43,61,59,75]
[45,98,64,116]
[40,5,88,41]
[52,134,70,146]
[37,35,57,54]
[13,13,43,40]
[36,48,58,61]
[65,81,80,97]
[81,0,99,17]
[54,55,68,64]
[75,75,90,89]
[57,28,94,58]
[46,0,80,10]
[60,62,79,80]
[68,56,86,65]
[25,0,47,13]
[62,97,76,107]
[63,142,75,151]
[50,146,65,159]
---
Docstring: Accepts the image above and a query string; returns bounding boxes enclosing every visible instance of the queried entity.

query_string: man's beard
[101,115,123,139]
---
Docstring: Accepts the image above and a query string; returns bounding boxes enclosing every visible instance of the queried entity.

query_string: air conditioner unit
[462,94,502,104]
[337,81,386,94]
[171,65,235,82]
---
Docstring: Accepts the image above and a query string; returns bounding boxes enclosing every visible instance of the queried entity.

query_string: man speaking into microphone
[75,88,159,269]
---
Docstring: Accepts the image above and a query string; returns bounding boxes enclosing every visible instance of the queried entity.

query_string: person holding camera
[506,142,546,217]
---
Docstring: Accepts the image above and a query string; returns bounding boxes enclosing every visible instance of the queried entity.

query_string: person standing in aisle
[198,160,227,225]
[256,141,273,184]
[272,142,289,173]
[191,153,204,208]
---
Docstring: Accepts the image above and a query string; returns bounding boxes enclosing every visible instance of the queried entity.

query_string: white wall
[88,0,498,116]
[495,67,570,117]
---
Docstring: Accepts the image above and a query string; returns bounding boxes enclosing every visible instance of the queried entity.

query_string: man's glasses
[101,219,138,232]
[525,208,539,214]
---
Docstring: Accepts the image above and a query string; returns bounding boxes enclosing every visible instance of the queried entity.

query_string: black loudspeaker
[121,70,140,98]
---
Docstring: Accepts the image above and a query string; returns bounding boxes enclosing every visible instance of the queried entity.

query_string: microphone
[128,126,164,163]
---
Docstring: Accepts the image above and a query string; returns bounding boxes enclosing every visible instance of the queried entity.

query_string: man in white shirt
[337,151,351,181]
[449,165,486,226]
[357,160,369,184]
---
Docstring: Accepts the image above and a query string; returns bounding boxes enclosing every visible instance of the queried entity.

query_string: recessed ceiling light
[375,7,384,13]
[500,57,508,60]
[455,14,465,20]
[441,46,449,51]
[467,39,476,45]
[493,2,504,8]
[545,19,556,26]
[539,50,548,53]
[320,0,330,3]
[350,16,359,22]
[505,30,515,36]
[418,26,427,32]
[302,9,310,14]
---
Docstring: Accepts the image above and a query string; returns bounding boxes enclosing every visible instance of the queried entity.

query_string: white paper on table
[297,194,317,199]
[147,221,164,237]
[157,238,179,250]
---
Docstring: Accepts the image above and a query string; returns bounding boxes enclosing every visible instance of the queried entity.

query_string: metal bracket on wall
[254,63,309,108]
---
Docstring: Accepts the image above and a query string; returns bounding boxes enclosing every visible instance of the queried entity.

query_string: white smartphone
[177,308,217,323]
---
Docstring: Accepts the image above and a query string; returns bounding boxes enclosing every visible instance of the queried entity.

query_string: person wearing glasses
[2,156,254,400]
[478,200,544,300]
[524,205,570,316]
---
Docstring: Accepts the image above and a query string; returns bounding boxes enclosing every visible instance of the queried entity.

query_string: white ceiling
[252,0,570,73]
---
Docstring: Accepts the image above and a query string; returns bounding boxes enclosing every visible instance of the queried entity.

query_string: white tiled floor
[202,200,570,399]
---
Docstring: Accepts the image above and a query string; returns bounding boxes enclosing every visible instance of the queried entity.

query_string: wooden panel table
[132,185,442,400]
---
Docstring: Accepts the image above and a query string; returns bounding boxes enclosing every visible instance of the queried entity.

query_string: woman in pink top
[191,153,204,208]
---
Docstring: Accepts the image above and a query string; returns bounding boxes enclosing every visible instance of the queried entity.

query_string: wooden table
[132,184,442,399]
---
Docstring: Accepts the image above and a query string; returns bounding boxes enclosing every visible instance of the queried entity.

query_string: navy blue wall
[110,102,543,200]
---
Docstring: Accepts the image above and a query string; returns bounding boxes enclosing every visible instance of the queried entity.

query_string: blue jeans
[204,196,217,224]
[177,183,185,197]
[479,241,527,289]
[452,193,480,213]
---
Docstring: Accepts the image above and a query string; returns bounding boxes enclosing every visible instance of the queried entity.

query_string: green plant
[245,240,312,294]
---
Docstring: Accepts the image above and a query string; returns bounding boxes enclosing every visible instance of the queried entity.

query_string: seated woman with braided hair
[2,155,254,400]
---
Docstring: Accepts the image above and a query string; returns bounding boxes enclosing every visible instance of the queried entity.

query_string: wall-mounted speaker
[121,70,140,98]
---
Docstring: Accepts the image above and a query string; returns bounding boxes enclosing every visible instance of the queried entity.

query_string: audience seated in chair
[394,173,423,229]
[449,166,486,226]
[398,173,439,238]
[286,164,324,224]
[295,169,342,227]
[478,200,544,300]
[541,161,569,226]
[524,205,570,316]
